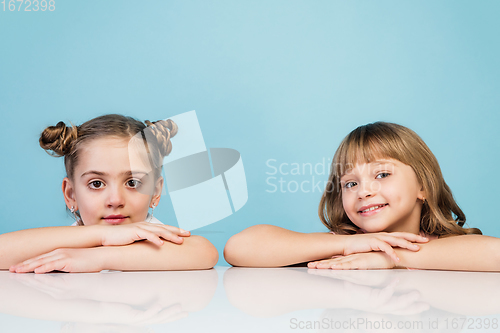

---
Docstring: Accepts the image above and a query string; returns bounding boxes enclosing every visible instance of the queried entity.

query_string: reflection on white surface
[1,267,499,332]
[223,268,500,332]
[0,269,218,332]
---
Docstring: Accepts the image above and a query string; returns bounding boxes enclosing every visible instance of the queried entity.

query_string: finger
[315,258,346,269]
[370,239,400,263]
[14,250,60,267]
[377,235,421,252]
[330,259,362,270]
[386,232,429,243]
[308,258,338,268]
[136,226,187,243]
[160,226,190,236]
[157,230,186,244]
[134,229,165,246]
[136,229,184,245]
[14,254,65,273]
[33,259,68,274]
[139,223,191,236]
[307,261,319,268]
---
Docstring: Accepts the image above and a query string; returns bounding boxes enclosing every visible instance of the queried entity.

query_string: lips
[358,203,388,215]
[102,215,128,225]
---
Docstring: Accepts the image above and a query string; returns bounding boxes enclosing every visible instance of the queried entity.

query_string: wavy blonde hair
[39,114,178,224]
[318,122,481,237]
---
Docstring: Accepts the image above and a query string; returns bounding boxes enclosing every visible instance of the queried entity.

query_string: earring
[148,203,156,222]
[70,206,82,225]
[421,198,426,205]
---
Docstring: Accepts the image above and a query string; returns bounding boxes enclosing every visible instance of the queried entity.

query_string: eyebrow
[340,161,396,179]
[80,170,150,178]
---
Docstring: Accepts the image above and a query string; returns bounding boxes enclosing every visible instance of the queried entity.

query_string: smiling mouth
[358,204,388,214]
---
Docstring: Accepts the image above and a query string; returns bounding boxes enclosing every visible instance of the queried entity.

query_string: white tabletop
[0,266,499,332]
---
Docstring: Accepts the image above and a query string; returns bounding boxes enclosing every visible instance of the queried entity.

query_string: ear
[62,177,77,210]
[151,177,164,207]
[417,185,426,202]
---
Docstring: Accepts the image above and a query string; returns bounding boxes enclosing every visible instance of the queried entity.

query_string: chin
[356,222,388,233]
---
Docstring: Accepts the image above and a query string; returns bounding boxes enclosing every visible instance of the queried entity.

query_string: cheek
[342,192,357,215]
[73,187,101,224]
[129,194,152,221]
[382,182,416,209]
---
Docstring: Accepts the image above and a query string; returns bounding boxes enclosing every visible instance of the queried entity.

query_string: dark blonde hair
[318,121,481,237]
[39,114,177,224]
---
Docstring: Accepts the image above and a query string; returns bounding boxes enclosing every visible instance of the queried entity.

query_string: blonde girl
[224,122,500,271]
[0,114,218,273]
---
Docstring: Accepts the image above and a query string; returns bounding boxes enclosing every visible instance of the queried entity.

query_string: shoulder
[419,230,439,240]
[148,216,164,225]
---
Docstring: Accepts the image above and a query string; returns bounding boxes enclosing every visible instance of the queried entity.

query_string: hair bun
[145,119,178,157]
[39,121,78,157]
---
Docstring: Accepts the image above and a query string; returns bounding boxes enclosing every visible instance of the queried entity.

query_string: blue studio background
[1,1,499,265]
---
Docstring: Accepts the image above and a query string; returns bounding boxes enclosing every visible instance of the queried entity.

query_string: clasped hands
[308,232,429,270]
[9,222,190,274]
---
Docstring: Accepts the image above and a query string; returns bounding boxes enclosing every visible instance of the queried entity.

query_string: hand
[310,275,429,315]
[308,252,396,270]
[98,222,190,247]
[341,232,428,263]
[9,247,104,274]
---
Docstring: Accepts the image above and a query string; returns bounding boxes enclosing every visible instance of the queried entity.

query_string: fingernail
[423,237,428,240]
[180,229,187,233]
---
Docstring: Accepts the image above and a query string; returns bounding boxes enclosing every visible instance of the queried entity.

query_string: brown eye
[126,179,142,188]
[89,180,104,189]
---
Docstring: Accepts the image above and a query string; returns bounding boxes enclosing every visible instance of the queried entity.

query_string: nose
[106,184,125,208]
[357,180,375,199]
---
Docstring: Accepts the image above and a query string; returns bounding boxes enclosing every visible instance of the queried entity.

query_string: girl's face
[340,158,425,234]
[63,137,162,226]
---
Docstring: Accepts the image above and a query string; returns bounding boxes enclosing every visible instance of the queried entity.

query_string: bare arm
[9,235,219,273]
[101,235,219,271]
[0,226,102,269]
[396,235,500,272]
[224,224,345,267]
[225,225,431,268]
[1,223,205,271]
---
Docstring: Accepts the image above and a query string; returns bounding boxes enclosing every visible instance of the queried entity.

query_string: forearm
[100,235,219,271]
[0,226,103,269]
[223,224,345,267]
[395,235,500,272]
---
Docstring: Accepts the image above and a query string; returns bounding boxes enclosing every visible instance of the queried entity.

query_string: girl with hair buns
[224,122,500,271]
[0,114,218,273]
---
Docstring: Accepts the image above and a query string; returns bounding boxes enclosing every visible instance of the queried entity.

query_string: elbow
[223,233,241,266]
[189,235,219,270]
[224,224,273,267]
